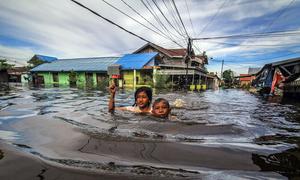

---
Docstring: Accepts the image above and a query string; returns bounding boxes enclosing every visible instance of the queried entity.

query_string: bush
[154,73,173,89]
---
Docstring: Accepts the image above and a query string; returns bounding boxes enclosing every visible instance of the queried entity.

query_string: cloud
[0,0,299,74]
[0,44,34,65]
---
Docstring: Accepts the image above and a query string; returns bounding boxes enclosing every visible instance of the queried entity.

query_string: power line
[198,0,227,36]
[140,0,184,45]
[171,0,189,38]
[239,0,296,53]
[151,0,185,38]
[205,40,300,47]
[70,0,155,45]
[264,0,295,32]
[120,0,178,46]
[101,0,183,47]
[192,29,300,40]
[184,0,196,36]
[162,0,186,39]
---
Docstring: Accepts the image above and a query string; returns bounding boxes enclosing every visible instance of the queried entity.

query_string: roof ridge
[59,56,120,60]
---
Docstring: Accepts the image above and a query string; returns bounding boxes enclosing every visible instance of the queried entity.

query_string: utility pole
[221,59,224,79]
[185,38,192,90]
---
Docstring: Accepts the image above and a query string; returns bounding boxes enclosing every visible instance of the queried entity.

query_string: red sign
[111,74,121,79]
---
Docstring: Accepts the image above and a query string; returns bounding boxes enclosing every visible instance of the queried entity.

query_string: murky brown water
[0,86,299,179]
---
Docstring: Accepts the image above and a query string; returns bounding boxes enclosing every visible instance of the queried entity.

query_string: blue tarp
[115,52,158,70]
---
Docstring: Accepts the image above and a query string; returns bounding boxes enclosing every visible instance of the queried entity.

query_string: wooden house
[132,43,212,90]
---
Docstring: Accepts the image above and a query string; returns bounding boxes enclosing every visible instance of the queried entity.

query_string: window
[53,73,59,83]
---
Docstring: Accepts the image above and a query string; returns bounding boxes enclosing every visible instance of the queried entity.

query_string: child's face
[136,91,150,109]
[152,101,170,118]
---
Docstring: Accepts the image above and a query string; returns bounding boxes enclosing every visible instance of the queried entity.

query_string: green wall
[123,70,143,87]
[37,71,101,88]
[38,72,52,84]
[76,72,86,86]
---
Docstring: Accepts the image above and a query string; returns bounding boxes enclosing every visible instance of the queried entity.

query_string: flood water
[0,86,300,179]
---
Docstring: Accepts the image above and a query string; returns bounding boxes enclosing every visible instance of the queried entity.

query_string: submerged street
[0,86,299,179]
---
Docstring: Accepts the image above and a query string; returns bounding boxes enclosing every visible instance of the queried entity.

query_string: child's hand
[109,83,117,95]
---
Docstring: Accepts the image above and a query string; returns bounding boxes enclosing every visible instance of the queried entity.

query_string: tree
[222,69,234,87]
[27,57,44,68]
[154,73,172,89]
[0,59,14,70]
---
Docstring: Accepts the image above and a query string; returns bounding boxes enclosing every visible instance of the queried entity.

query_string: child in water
[151,98,171,118]
[108,83,172,119]
[108,83,152,113]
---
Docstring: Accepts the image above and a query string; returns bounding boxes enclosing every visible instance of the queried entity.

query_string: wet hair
[133,86,152,106]
[152,98,170,109]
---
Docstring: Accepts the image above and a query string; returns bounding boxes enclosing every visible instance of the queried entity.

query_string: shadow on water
[0,149,3,160]
[252,148,300,179]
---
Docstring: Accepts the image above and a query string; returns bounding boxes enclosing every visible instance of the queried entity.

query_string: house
[7,67,28,83]
[252,57,300,96]
[108,52,159,88]
[0,69,8,83]
[28,54,58,68]
[237,68,260,87]
[129,43,212,90]
[239,74,255,87]
[30,57,119,88]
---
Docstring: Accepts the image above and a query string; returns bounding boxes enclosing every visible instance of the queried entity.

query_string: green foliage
[142,75,154,86]
[69,71,77,84]
[222,69,234,87]
[0,59,14,70]
[154,73,173,89]
[97,77,109,90]
[86,77,94,89]
[27,58,44,68]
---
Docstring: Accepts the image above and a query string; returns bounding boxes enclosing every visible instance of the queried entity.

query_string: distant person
[108,83,152,113]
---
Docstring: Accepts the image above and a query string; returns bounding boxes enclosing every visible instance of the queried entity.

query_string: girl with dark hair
[108,83,152,113]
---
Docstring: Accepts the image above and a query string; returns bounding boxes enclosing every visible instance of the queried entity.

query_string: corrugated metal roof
[30,57,119,72]
[115,52,158,70]
[35,54,58,62]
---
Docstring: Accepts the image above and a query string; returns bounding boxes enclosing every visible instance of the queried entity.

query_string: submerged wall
[36,71,106,88]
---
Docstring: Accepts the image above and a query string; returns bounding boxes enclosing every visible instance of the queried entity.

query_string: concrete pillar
[192,70,195,85]
[133,69,136,89]
[153,68,157,88]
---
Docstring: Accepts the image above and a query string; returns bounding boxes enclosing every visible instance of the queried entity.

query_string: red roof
[133,43,208,64]
[133,43,187,57]
[163,48,187,57]
[239,74,254,81]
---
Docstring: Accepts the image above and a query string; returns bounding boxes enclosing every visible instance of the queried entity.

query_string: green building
[30,57,119,88]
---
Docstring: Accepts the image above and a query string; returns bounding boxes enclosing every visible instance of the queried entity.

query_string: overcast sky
[0,0,300,74]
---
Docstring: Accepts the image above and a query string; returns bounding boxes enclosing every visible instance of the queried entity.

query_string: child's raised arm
[108,83,116,113]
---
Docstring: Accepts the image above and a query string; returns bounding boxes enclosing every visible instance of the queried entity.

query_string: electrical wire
[101,0,183,47]
[120,0,175,44]
[71,0,157,46]
[192,29,300,40]
[141,0,182,42]
[162,0,186,39]
[171,0,189,38]
[184,0,196,36]
[198,0,227,36]
[205,40,300,47]
[151,0,186,38]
